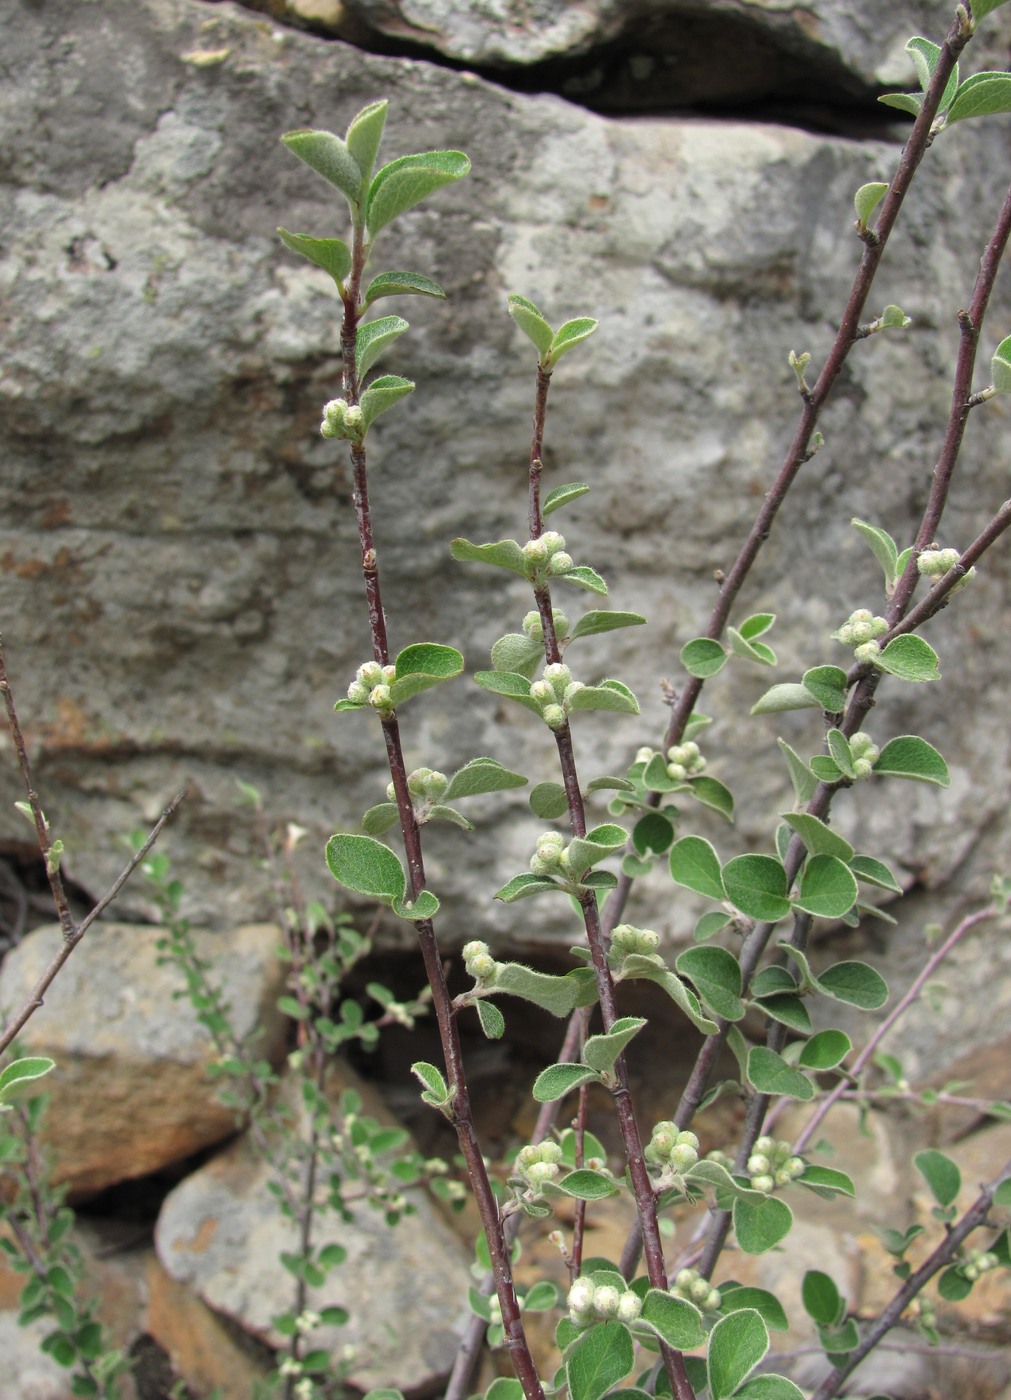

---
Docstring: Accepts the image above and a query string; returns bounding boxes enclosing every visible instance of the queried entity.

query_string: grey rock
[0,0,1009,1083]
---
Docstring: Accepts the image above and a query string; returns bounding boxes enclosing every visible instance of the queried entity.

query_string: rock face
[0,0,1010,1087]
[0,922,289,1195]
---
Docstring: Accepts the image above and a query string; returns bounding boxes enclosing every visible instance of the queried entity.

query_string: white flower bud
[747,1154,770,1175]
[522,538,549,564]
[705,1288,722,1311]
[357,661,384,687]
[530,680,554,704]
[540,531,566,554]
[676,1130,700,1150]
[853,757,874,779]
[462,940,489,961]
[674,1269,696,1292]
[854,640,881,665]
[553,609,570,638]
[539,1141,563,1164]
[382,664,397,683]
[544,662,572,693]
[568,1278,595,1320]
[347,680,369,703]
[617,1291,643,1322]
[667,763,687,782]
[635,747,655,764]
[755,1136,775,1155]
[368,684,393,710]
[670,1142,698,1170]
[751,1173,775,1193]
[526,1159,559,1184]
[522,611,543,639]
[869,615,889,638]
[549,551,574,574]
[593,1285,621,1318]
[543,704,566,730]
[386,781,397,800]
[689,1277,712,1302]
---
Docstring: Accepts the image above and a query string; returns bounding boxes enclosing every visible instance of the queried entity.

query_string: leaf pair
[879,34,1011,129]
[507,295,598,371]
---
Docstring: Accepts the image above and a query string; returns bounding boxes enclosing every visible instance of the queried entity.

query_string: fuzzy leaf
[748,1047,814,1100]
[411,1060,449,1105]
[363,270,445,307]
[755,993,811,1034]
[906,36,959,110]
[798,1166,856,1198]
[494,962,581,1016]
[752,683,821,715]
[494,873,563,902]
[548,317,598,365]
[877,634,940,682]
[529,781,569,818]
[392,889,440,921]
[708,1310,770,1400]
[947,70,1011,123]
[0,1057,55,1100]
[569,610,647,640]
[778,739,818,803]
[426,804,473,831]
[566,680,640,714]
[444,757,527,799]
[688,775,735,821]
[474,997,505,1040]
[873,734,949,785]
[803,665,848,713]
[281,128,363,205]
[554,1168,620,1200]
[450,537,528,577]
[802,1271,842,1327]
[583,1016,646,1073]
[992,334,1011,393]
[640,1290,707,1350]
[794,854,859,919]
[473,671,542,713]
[728,626,776,666]
[681,637,728,678]
[826,728,856,779]
[567,823,628,874]
[669,835,725,901]
[914,1149,961,1206]
[849,854,902,892]
[618,954,718,1033]
[326,833,406,902]
[798,1029,852,1070]
[818,960,888,1009]
[507,294,554,354]
[359,374,415,430]
[695,911,732,942]
[345,99,388,185]
[853,182,888,228]
[558,565,608,595]
[676,945,745,1022]
[733,1195,793,1255]
[722,854,791,923]
[362,802,400,836]
[878,91,924,116]
[277,229,352,284]
[632,811,675,857]
[543,482,590,517]
[389,643,463,705]
[532,1062,600,1103]
[366,149,470,235]
[566,1321,634,1400]
[780,813,853,861]
[971,0,1011,19]
[718,1286,789,1332]
[491,632,542,677]
[356,315,409,378]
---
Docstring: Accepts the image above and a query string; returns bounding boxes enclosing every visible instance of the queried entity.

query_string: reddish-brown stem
[527,367,552,537]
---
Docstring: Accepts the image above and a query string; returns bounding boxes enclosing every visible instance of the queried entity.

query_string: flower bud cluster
[958,1246,1000,1282]
[834,608,889,651]
[567,1277,642,1327]
[610,924,660,960]
[747,1136,805,1193]
[849,731,880,780]
[918,546,975,591]
[665,740,707,783]
[346,660,398,715]
[514,1140,563,1190]
[522,608,570,643]
[521,531,574,580]
[462,939,499,986]
[320,398,365,444]
[529,662,585,731]
[644,1122,700,1183]
[672,1268,722,1313]
[529,831,585,885]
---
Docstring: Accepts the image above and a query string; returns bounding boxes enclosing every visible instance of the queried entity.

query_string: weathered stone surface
[0,922,288,1195]
[1,0,1010,1081]
[154,1064,470,1393]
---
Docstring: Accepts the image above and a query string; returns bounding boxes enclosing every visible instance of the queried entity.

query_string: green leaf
[817,960,888,1009]
[798,1165,856,1198]
[718,1285,788,1332]
[906,36,959,110]
[826,729,856,779]
[583,1017,646,1073]
[494,873,563,903]
[277,229,352,284]
[686,1159,764,1202]
[567,680,640,715]
[707,1309,769,1400]
[878,91,924,117]
[804,1272,844,1332]
[752,683,821,715]
[971,0,1011,21]
[853,183,888,228]
[873,734,949,785]
[356,315,410,378]
[476,999,505,1040]
[852,518,899,586]
[411,1060,450,1106]
[529,781,569,818]
[695,911,732,942]
[473,671,542,713]
[755,992,811,1034]
[281,128,363,205]
[728,626,776,666]
[938,1266,974,1302]
[363,270,446,307]
[778,739,818,804]
[688,775,735,821]
[570,610,647,640]
[734,1195,792,1254]
[640,1289,707,1349]
[914,1149,961,1206]
[361,802,400,835]
[0,1057,55,1100]
[507,294,554,355]
[632,811,675,857]
[567,823,628,875]
[992,334,1011,394]
[676,946,745,1022]
[366,149,470,236]
[543,482,590,517]
[566,1320,634,1400]
[669,836,725,901]
[445,757,527,799]
[798,1029,852,1070]
[391,889,440,921]
[739,612,775,640]
[809,754,843,782]
[547,317,598,366]
[618,954,718,1034]
[490,632,542,677]
[345,99,388,185]
[748,1047,814,1101]
[947,70,1011,123]
[876,634,940,682]
[326,833,406,902]
[390,642,464,704]
[558,565,608,595]
[735,1376,806,1400]
[780,814,853,861]
[681,637,728,678]
[554,1169,620,1201]
[849,854,902,892]
[359,374,416,431]
[450,536,528,577]
[803,666,848,713]
[722,854,791,923]
[794,854,859,919]
[533,1062,600,1103]
[495,962,581,1016]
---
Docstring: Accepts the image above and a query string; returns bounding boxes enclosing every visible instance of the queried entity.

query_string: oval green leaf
[722,854,791,923]
[669,835,725,901]
[325,833,406,902]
